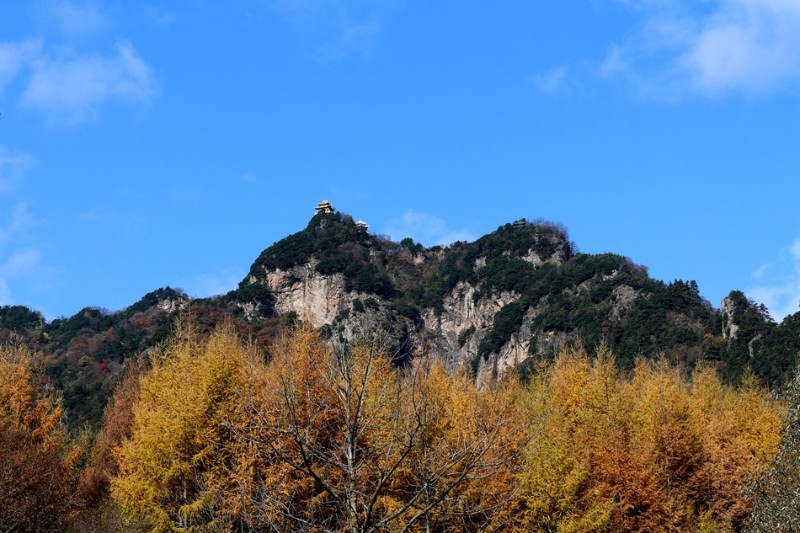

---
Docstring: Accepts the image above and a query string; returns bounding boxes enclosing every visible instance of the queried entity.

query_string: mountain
[2,205,799,426]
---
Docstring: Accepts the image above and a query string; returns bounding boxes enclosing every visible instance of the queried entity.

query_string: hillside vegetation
[2,208,800,531]
[0,326,786,532]
[1,209,799,427]
[234,210,798,387]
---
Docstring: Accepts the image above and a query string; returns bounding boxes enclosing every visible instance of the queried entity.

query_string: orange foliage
[0,343,84,532]
[105,327,784,532]
[237,325,525,532]
[516,344,784,532]
[111,324,524,532]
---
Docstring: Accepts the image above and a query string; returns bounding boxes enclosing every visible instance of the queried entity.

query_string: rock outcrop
[262,263,348,329]
[722,296,740,340]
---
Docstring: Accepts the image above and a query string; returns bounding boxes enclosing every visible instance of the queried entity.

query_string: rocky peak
[721,296,740,340]
[226,211,723,384]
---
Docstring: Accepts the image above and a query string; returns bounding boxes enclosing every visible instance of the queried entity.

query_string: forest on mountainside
[3,212,800,531]
[5,211,798,432]
[1,323,792,532]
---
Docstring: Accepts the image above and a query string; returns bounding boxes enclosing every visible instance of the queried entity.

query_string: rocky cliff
[232,209,717,382]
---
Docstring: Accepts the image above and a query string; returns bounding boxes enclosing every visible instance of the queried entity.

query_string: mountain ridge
[2,206,799,425]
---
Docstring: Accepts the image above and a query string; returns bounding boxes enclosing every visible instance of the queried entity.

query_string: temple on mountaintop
[315,200,333,214]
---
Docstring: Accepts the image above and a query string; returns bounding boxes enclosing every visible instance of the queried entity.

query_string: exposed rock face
[256,258,535,376]
[237,301,260,321]
[157,295,189,314]
[611,285,638,321]
[477,307,535,387]
[722,297,740,340]
[423,283,567,385]
[263,263,348,329]
[251,246,637,383]
[720,292,774,360]
[255,262,397,344]
[748,334,764,359]
[476,308,572,386]
[420,282,520,372]
[522,239,570,267]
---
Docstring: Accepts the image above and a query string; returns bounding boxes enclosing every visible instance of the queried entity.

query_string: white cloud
[0,248,42,307]
[752,262,771,281]
[747,238,800,321]
[0,204,51,310]
[37,0,111,39]
[384,210,476,247]
[147,8,176,27]
[21,41,156,122]
[0,203,38,242]
[0,142,42,307]
[0,278,11,306]
[607,0,800,95]
[189,269,243,298]
[0,2,156,123]
[599,45,631,79]
[0,249,42,306]
[529,66,569,94]
[0,203,39,252]
[1,249,41,276]
[0,147,34,192]
[79,205,143,235]
[316,20,381,62]
[0,40,42,93]
[269,0,400,61]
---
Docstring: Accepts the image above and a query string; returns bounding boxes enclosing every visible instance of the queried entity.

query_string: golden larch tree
[0,342,84,532]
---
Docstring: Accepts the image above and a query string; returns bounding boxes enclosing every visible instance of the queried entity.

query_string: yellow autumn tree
[515,344,784,532]
[111,324,254,532]
[390,361,524,531]
[235,324,525,532]
[516,351,613,532]
[111,323,524,532]
[73,355,149,532]
[109,323,782,532]
[688,367,784,528]
[0,342,84,532]
[626,358,704,530]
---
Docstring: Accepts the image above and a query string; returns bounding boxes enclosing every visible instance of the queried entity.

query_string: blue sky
[1,0,799,321]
